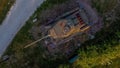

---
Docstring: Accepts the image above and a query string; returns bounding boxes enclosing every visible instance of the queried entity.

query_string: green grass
[58,19,120,68]
[97,58,120,68]
[73,43,120,68]
[32,0,68,18]
[0,0,120,68]
[0,0,69,68]
[3,0,68,55]
[92,0,117,14]
[0,0,15,24]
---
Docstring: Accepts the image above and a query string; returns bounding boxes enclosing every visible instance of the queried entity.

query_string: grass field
[0,0,15,24]
[0,0,68,68]
[0,0,120,68]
